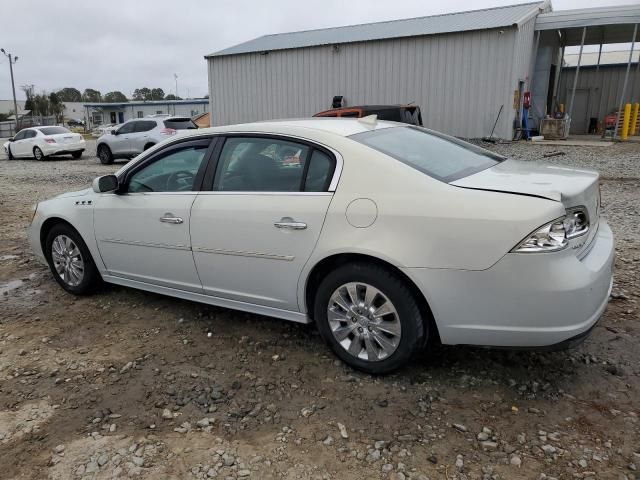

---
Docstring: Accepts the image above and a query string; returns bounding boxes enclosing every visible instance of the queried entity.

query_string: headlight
[30,203,39,224]
[513,207,589,253]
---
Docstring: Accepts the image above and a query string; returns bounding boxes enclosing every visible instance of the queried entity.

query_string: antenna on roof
[358,114,378,126]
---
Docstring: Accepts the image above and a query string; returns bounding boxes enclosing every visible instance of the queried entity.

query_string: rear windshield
[350,126,504,183]
[164,118,197,130]
[38,127,70,135]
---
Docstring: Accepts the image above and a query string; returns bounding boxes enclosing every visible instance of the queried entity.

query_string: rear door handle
[160,213,184,224]
[274,218,307,230]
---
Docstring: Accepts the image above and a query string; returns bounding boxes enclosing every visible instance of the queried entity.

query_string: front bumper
[28,213,48,266]
[404,221,615,348]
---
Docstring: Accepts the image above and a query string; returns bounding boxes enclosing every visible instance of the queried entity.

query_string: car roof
[194,118,402,138]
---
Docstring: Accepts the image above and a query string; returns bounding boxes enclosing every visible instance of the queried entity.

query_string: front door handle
[274,217,307,230]
[160,213,184,224]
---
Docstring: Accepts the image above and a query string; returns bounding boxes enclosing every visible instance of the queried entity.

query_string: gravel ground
[0,139,638,480]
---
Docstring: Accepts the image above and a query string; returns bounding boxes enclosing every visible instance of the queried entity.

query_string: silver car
[96,116,197,164]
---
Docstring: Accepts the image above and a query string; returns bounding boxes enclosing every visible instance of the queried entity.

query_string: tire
[314,262,427,374]
[72,151,83,159]
[7,145,14,160]
[44,223,102,295]
[97,144,113,165]
[33,146,45,161]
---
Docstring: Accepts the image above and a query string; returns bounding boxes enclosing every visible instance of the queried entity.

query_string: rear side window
[134,121,157,133]
[304,150,335,192]
[164,118,197,130]
[351,126,504,183]
[38,127,69,135]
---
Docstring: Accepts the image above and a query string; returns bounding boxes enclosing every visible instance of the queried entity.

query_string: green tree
[49,92,64,122]
[103,91,128,103]
[164,94,182,101]
[82,88,102,102]
[150,88,165,100]
[57,87,82,102]
[32,93,50,116]
[21,85,35,111]
[132,87,151,101]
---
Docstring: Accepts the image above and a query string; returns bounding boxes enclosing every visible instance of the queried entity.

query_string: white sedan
[7,126,85,160]
[27,118,614,373]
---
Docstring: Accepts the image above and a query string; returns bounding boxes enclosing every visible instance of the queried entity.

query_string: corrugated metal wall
[558,65,640,133]
[208,25,533,139]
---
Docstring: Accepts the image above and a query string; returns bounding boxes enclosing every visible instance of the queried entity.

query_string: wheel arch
[143,142,156,151]
[303,252,440,344]
[40,217,82,255]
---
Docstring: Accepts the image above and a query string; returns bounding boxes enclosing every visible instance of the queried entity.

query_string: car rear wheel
[98,144,113,165]
[72,151,82,159]
[45,224,102,295]
[33,146,45,161]
[314,262,427,374]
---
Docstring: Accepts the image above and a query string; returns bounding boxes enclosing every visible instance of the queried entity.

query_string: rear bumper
[404,221,615,348]
[41,141,85,156]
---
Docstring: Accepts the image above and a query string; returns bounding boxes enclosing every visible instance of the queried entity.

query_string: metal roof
[535,5,640,45]
[207,2,544,58]
[83,99,208,108]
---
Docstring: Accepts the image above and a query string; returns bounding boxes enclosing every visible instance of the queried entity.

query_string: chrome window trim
[116,131,344,193]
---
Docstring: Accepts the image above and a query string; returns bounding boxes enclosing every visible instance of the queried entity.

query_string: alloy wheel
[34,147,43,160]
[51,235,85,287]
[327,282,401,362]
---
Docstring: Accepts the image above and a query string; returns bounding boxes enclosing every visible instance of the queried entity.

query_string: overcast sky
[1,0,636,101]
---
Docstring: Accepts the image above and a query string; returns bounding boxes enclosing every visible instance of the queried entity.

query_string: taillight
[160,128,176,135]
[44,138,56,144]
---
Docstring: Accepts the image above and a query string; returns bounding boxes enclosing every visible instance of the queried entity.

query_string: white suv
[96,116,197,164]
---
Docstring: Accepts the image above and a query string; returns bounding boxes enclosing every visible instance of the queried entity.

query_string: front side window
[214,137,310,192]
[24,130,37,139]
[350,126,504,183]
[13,130,26,141]
[117,122,136,135]
[126,145,208,193]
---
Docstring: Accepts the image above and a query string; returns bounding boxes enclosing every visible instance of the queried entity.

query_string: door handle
[160,213,184,224]
[274,218,307,230]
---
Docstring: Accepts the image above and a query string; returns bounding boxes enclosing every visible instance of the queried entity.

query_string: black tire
[44,223,102,295]
[7,145,14,160]
[314,262,427,375]
[33,146,45,161]
[98,144,113,165]
[72,151,83,159]
[143,143,155,151]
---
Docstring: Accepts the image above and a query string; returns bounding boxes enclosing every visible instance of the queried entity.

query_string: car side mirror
[92,175,119,193]
[111,130,117,135]
[8,137,14,142]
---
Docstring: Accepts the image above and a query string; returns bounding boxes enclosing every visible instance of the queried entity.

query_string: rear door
[190,135,338,311]
[131,120,157,153]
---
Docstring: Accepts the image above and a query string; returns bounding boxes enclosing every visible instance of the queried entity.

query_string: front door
[109,121,136,156]
[190,135,337,311]
[9,129,29,156]
[94,138,214,291]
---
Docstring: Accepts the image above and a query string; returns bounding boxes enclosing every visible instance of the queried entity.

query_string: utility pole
[174,73,178,99]
[1,48,19,132]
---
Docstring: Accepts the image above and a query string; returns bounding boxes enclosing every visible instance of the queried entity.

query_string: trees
[103,91,128,103]
[133,87,166,101]
[57,87,82,102]
[164,94,182,101]
[82,89,102,102]
[48,92,65,122]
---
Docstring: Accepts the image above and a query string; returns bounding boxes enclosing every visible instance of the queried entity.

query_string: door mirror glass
[92,175,119,193]
[111,130,117,135]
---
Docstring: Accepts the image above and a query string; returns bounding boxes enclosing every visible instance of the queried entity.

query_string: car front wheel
[7,145,14,160]
[45,224,102,295]
[97,144,113,165]
[314,262,427,374]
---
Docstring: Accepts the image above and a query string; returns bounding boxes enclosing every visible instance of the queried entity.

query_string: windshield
[164,118,197,130]
[39,127,70,135]
[350,126,504,183]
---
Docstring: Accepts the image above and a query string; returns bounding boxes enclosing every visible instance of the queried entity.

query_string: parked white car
[27,118,614,373]
[7,126,85,160]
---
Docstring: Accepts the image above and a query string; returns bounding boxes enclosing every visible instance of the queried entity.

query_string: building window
[137,111,143,118]
[156,110,163,114]
[92,113,103,125]
[191,110,199,116]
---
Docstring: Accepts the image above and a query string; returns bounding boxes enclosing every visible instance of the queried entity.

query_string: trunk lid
[451,159,601,255]
[48,133,83,144]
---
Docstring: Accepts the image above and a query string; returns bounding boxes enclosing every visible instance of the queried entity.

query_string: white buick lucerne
[28,118,614,373]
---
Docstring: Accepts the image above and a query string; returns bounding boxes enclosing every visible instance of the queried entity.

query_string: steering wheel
[166,170,195,191]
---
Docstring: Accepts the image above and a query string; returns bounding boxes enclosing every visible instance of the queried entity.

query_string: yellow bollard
[621,103,631,141]
[631,103,640,136]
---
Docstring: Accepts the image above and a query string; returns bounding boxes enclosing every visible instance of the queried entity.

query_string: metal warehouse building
[206,2,640,139]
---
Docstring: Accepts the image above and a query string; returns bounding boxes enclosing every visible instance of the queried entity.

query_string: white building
[84,99,209,127]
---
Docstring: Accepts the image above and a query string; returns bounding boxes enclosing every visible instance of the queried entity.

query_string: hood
[53,187,93,199]
[451,159,599,203]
